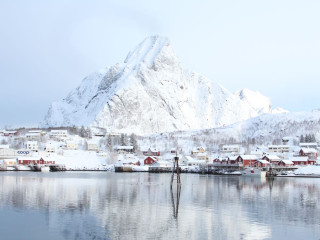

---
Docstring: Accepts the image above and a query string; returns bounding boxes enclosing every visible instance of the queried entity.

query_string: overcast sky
[0,0,319,128]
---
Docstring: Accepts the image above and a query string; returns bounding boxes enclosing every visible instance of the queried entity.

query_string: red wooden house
[144,156,158,165]
[261,155,280,165]
[277,160,294,167]
[299,148,317,159]
[4,131,19,137]
[142,148,160,156]
[237,155,258,166]
[288,156,308,166]
[254,160,270,168]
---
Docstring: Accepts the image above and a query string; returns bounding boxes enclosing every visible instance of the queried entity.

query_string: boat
[242,168,266,177]
[41,166,50,172]
[15,165,32,171]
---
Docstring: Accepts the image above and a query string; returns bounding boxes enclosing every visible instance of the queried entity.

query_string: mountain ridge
[41,35,286,135]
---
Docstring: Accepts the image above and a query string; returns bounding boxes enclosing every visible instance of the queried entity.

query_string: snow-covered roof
[0,145,9,149]
[51,130,67,133]
[116,146,134,150]
[26,141,37,144]
[240,155,257,160]
[268,145,289,148]
[185,156,194,162]
[188,160,206,164]
[17,156,42,160]
[263,155,280,160]
[28,130,43,133]
[299,142,317,147]
[280,160,294,164]
[222,145,240,148]
[300,148,317,153]
[288,156,308,162]
[4,131,18,134]
[26,133,41,136]
[257,160,269,164]
[145,156,158,161]
[228,155,238,161]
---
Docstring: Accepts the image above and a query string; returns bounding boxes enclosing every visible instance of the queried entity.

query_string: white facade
[26,132,41,141]
[26,141,38,152]
[221,145,240,153]
[268,145,290,153]
[45,143,56,152]
[66,141,78,150]
[87,142,99,151]
[50,130,68,138]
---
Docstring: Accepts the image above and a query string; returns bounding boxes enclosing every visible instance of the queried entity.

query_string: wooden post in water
[171,153,181,189]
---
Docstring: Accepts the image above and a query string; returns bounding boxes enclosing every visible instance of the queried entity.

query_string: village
[0,128,319,175]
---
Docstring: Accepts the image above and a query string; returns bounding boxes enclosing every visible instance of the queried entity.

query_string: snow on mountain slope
[140,110,320,154]
[42,35,283,135]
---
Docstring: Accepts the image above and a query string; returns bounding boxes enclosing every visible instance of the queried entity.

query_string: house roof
[299,142,318,147]
[288,156,308,162]
[144,156,158,161]
[300,148,317,153]
[26,133,41,136]
[268,145,289,148]
[185,156,194,162]
[263,155,280,160]
[257,160,269,164]
[279,160,294,164]
[240,155,257,160]
[117,146,134,150]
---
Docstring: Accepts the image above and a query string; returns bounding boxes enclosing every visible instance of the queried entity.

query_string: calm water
[0,172,320,240]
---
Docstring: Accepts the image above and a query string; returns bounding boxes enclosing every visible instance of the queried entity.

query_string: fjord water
[0,172,319,240]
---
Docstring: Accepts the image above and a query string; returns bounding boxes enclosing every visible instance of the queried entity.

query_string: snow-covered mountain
[139,110,320,154]
[42,35,285,135]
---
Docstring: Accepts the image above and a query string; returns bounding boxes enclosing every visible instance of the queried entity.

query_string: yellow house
[191,147,206,156]
[3,158,17,166]
[197,152,209,162]
[66,141,78,150]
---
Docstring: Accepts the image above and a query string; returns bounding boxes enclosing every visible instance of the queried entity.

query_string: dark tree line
[300,133,316,143]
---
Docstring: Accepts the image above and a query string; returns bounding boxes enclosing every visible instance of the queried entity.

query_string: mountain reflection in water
[0,172,319,240]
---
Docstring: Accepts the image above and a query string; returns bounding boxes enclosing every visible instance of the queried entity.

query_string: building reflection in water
[0,172,319,239]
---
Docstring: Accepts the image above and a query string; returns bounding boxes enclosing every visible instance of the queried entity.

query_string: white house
[45,143,56,153]
[87,141,99,151]
[26,141,38,152]
[221,145,240,154]
[268,145,290,153]
[50,130,68,139]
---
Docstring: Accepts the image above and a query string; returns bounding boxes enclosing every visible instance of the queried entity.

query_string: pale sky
[0,0,319,128]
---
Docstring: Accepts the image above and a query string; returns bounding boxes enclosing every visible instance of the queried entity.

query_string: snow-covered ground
[37,150,112,171]
[294,165,320,175]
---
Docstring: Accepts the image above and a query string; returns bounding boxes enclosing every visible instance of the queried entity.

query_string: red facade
[4,131,19,137]
[144,157,157,165]
[18,158,55,165]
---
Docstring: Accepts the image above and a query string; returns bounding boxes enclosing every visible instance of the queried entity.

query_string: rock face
[42,35,284,135]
